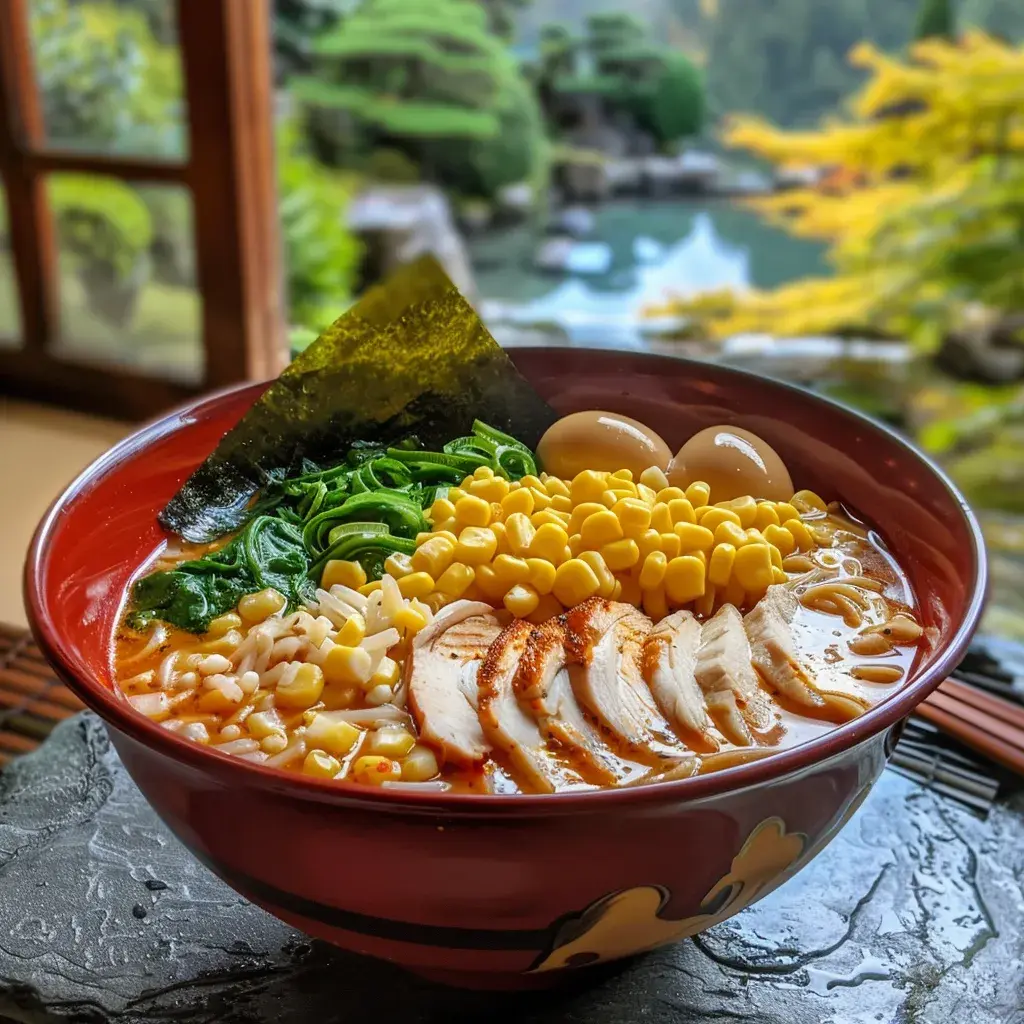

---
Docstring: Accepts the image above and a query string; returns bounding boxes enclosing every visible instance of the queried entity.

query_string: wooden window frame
[0,0,284,420]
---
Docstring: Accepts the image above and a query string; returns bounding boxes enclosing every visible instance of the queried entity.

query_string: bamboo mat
[0,623,84,767]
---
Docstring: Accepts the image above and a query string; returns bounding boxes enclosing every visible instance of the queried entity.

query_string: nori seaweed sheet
[160,255,557,543]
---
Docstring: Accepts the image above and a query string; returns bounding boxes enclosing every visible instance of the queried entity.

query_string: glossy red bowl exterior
[25,349,986,988]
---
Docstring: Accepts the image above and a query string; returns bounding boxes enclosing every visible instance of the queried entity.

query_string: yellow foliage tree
[652,31,1024,348]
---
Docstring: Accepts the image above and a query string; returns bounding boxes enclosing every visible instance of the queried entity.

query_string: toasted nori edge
[159,255,558,543]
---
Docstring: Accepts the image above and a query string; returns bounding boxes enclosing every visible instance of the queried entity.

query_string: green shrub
[633,52,705,147]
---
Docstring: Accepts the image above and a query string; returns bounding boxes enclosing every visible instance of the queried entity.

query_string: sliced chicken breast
[642,610,718,752]
[745,585,865,722]
[406,600,501,766]
[478,620,581,794]
[515,621,625,786]
[565,599,685,762]
[695,603,773,746]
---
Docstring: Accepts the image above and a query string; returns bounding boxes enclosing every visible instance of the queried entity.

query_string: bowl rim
[24,349,988,815]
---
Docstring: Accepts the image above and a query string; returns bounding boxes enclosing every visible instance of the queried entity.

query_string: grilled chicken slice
[694,603,773,746]
[515,621,624,786]
[642,610,718,752]
[745,585,865,722]
[478,619,581,794]
[406,600,501,766]
[565,599,684,762]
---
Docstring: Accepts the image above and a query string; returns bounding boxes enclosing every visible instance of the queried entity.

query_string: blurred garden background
[1,0,1023,635]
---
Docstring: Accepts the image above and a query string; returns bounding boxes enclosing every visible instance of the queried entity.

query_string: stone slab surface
[1,715,1022,1024]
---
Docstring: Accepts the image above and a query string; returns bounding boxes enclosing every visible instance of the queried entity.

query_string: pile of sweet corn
[325,466,829,624]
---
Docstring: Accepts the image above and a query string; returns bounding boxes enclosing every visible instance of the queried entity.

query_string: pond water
[469,199,827,347]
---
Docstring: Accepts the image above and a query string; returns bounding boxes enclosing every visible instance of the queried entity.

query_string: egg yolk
[667,425,793,502]
[537,411,673,480]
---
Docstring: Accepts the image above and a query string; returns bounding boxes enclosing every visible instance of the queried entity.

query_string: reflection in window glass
[29,0,186,160]
[0,180,20,346]
[48,175,201,381]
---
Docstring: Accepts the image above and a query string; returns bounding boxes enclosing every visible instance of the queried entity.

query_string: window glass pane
[29,0,186,160]
[0,180,20,346]
[48,175,201,381]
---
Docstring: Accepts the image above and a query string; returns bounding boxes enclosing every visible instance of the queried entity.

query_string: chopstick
[918,679,1024,777]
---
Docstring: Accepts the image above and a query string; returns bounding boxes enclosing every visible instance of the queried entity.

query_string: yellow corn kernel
[359,580,383,596]
[613,498,652,536]
[792,489,827,513]
[549,494,573,513]
[579,550,616,598]
[472,465,495,480]
[367,727,416,759]
[568,532,583,557]
[238,588,286,623]
[708,543,736,587]
[402,745,440,782]
[434,562,475,599]
[320,559,367,593]
[773,567,789,585]
[303,750,342,779]
[639,550,668,590]
[655,487,687,504]
[552,559,601,607]
[411,536,455,579]
[246,710,285,740]
[608,468,632,483]
[501,487,535,517]
[754,502,780,531]
[579,510,623,549]
[277,663,325,710]
[769,544,784,570]
[423,592,450,613]
[526,558,556,595]
[664,556,706,606]
[601,537,640,572]
[763,523,796,557]
[636,483,658,505]
[568,501,608,535]
[504,512,536,556]
[455,494,492,528]
[714,520,748,549]
[368,657,401,691]
[351,755,402,786]
[659,532,682,558]
[716,495,757,528]
[667,498,696,526]
[691,548,708,567]
[531,509,568,530]
[196,688,236,714]
[617,574,642,606]
[468,475,509,503]
[493,554,532,588]
[544,476,570,498]
[448,485,468,502]
[650,503,673,533]
[530,522,569,563]
[474,564,507,601]
[384,552,414,579]
[528,593,564,623]
[675,522,715,554]
[722,576,746,609]
[639,466,669,490]
[693,505,711,520]
[775,502,800,523]
[685,481,711,507]
[323,645,373,687]
[695,583,716,618]
[429,497,457,524]
[745,528,765,546]
[783,519,814,551]
[636,528,662,563]
[602,487,636,509]
[490,521,512,556]
[394,602,429,634]
[455,526,498,565]
[642,585,669,621]
[504,583,541,618]
[206,612,243,639]
[699,507,743,533]
[529,487,553,512]
[395,572,434,600]
[333,612,365,647]
[733,543,774,592]
[570,470,609,505]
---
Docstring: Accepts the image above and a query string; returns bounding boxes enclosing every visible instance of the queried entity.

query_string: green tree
[475,0,532,40]
[273,0,349,81]
[290,0,544,198]
[915,0,957,39]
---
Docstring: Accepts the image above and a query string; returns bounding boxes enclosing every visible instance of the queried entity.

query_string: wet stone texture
[1,715,1022,1024]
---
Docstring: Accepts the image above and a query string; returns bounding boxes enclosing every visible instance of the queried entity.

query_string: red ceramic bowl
[25,349,986,989]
